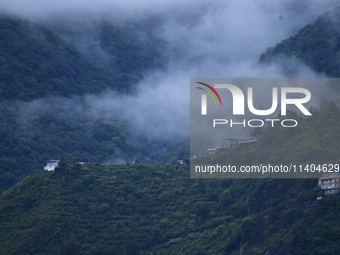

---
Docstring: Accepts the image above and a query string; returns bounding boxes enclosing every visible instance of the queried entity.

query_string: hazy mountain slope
[1,5,340,194]
[0,15,164,101]
[194,102,340,167]
[259,7,340,77]
[0,15,185,193]
[0,15,117,101]
[0,3,340,255]
[99,19,164,91]
[42,16,165,93]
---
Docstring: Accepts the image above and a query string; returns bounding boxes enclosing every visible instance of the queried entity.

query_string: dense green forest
[259,7,340,77]
[0,158,338,254]
[0,102,339,254]
[0,15,163,100]
[0,16,110,101]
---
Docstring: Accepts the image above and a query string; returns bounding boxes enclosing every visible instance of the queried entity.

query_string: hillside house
[44,160,60,171]
[318,173,340,195]
[207,136,257,154]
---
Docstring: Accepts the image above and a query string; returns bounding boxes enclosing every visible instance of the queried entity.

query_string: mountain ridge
[259,6,340,77]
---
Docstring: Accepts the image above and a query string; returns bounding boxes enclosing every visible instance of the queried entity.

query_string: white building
[207,137,257,154]
[44,160,60,171]
[318,172,340,195]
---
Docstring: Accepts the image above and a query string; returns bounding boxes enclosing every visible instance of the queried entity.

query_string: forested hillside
[1,3,340,255]
[0,16,112,101]
[0,15,187,193]
[259,7,340,77]
[0,15,163,100]
[2,6,340,193]
[1,103,340,254]
[0,158,338,254]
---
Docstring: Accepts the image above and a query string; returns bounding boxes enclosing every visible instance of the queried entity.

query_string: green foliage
[259,7,340,77]
[0,15,163,100]
[0,163,339,255]
[0,16,116,101]
[99,19,164,92]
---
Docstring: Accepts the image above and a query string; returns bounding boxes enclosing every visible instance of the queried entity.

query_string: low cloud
[7,0,340,158]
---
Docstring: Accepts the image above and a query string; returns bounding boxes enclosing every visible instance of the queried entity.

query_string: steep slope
[0,15,164,101]
[99,18,164,90]
[0,15,116,101]
[259,7,340,77]
[0,15,187,193]
[1,104,340,254]
[0,160,338,255]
